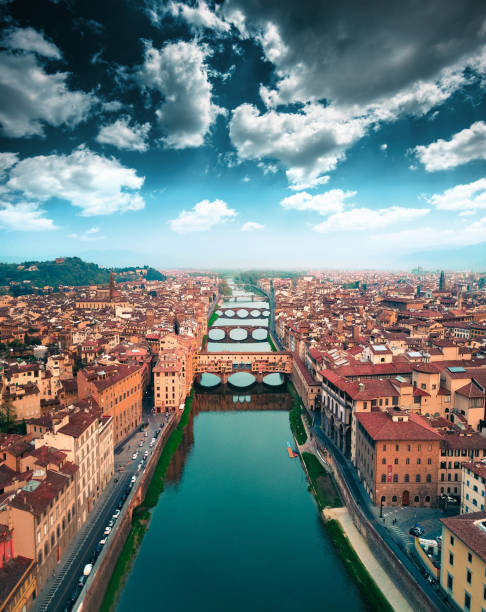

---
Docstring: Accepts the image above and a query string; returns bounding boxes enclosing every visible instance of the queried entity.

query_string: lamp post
[380,497,384,518]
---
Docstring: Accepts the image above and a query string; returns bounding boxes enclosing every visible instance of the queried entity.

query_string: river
[115,290,365,612]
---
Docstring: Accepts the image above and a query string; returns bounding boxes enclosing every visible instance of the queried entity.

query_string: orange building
[77,363,143,446]
[355,410,442,507]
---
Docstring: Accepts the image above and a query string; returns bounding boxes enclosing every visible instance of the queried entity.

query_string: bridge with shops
[196,351,292,384]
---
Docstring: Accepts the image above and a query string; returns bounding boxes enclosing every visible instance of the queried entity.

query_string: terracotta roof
[441,512,486,562]
[0,556,35,605]
[456,382,485,399]
[357,411,442,441]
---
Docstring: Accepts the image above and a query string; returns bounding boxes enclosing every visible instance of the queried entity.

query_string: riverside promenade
[297,421,413,612]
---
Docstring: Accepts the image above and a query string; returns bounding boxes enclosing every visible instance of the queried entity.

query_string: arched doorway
[402,490,410,506]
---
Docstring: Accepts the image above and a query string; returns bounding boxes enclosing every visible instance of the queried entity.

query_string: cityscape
[1,1,486,612]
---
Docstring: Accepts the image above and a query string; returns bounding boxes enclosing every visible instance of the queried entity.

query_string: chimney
[358,382,364,391]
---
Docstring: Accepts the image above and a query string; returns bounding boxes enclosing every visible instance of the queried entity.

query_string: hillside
[0,257,165,294]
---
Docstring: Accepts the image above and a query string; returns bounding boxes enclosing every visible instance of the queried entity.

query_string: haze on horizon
[0,0,486,270]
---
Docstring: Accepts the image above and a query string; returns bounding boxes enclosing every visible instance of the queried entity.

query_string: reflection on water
[208,328,225,340]
[165,390,292,486]
[228,328,248,340]
[213,318,268,327]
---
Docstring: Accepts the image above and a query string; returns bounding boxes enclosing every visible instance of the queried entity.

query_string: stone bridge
[216,306,270,319]
[208,325,268,342]
[196,351,292,384]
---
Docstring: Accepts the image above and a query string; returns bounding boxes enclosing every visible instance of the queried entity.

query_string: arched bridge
[196,351,292,384]
[208,325,268,342]
[216,307,270,319]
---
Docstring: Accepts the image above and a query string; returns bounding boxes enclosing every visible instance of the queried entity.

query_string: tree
[0,398,17,431]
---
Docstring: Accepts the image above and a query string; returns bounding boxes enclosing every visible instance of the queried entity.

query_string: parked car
[113,509,121,519]
[103,526,112,536]
[144,431,148,437]
[130,475,137,484]
[99,538,107,546]
[83,564,93,576]
[409,526,424,536]
[137,462,143,472]
[132,452,138,460]
[139,441,144,447]
[108,519,114,528]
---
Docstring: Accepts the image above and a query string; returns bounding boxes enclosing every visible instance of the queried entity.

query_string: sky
[0,0,486,270]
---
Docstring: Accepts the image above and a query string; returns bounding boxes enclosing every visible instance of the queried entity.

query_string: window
[392,495,397,502]
[428,458,432,465]
[426,474,432,482]
[395,444,399,451]
[449,552,454,565]
[417,458,421,465]
[394,458,398,465]
[414,495,419,502]
[404,474,409,483]
[467,569,472,584]
[425,496,430,502]
[465,592,471,610]
[382,458,386,464]
[447,573,453,590]
[416,474,421,482]
[450,535,455,546]
[393,474,398,483]
[406,458,410,465]
[381,474,386,483]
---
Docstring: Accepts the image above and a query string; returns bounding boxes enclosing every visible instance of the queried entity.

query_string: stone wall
[317,439,439,612]
[75,415,179,612]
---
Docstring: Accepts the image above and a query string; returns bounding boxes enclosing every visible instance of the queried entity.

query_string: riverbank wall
[75,414,180,612]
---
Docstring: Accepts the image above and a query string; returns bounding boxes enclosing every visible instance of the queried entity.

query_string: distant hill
[0,257,165,295]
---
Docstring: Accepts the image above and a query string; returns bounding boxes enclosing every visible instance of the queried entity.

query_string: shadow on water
[165,389,292,486]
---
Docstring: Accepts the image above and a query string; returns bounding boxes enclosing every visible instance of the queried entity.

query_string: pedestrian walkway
[325,507,413,612]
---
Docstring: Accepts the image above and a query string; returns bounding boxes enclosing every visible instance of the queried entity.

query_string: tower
[439,270,446,292]
[109,270,115,301]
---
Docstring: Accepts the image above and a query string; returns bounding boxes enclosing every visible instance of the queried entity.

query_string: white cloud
[0,201,57,231]
[0,153,18,180]
[380,143,388,151]
[69,227,104,241]
[138,40,224,149]
[0,49,95,138]
[169,199,236,233]
[381,217,486,251]
[241,221,264,231]
[428,178,486,211]
[165,1,230,32]
[5,146,145,216]
[313,206,430,233]
[96,116,151,152]
[413,121,486,171]
[2,27,61,59]
[229,103,367,189]
[281,189,355,214]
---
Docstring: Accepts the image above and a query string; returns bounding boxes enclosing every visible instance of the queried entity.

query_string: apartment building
[440,512,486,612]
[461,463,486,514]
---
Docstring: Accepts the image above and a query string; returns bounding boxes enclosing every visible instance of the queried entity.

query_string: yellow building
[440,511,486,611]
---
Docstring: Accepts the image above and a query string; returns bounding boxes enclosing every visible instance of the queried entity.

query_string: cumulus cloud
[164,1,230,32]
[96,116,151,152]
[0,153,18,180]
[313,206,430,233]
[5,146,145,216]
[169,199,236,233]
[0,201,57,231]
[0,30,95,138]
[2,27,61,59]
[428,178,486,211]
[229,103,366,189]
[281,189,355,214]
[223,0,486,107]
[241,221,264,231]
[413,121,486,171]
[68,227,104,241]
[138,40,224,149]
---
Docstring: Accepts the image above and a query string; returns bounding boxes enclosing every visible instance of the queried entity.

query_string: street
[32,389,173,612]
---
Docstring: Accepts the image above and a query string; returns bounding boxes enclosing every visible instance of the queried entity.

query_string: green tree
[0,398,17,431]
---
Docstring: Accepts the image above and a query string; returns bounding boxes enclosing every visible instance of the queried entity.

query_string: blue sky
[0,0,486,269]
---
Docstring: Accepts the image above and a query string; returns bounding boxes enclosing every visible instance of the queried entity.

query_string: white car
[99,538,107,546]
[130,475,137,483]
[112,509,121,519]
[132,452,138,460]
[103,526,112,536]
